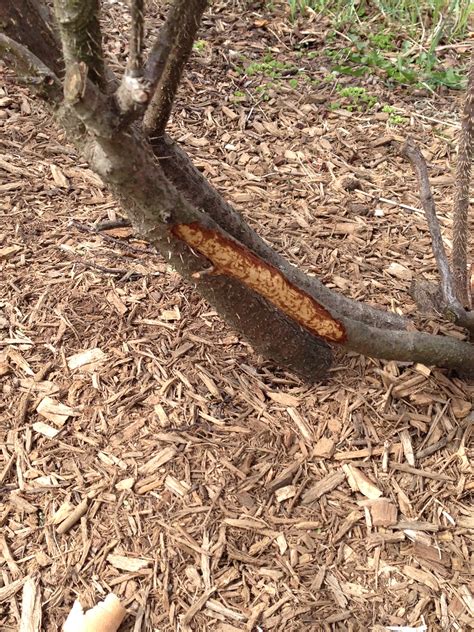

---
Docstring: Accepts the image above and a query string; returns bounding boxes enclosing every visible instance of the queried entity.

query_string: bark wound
[172,223,346,344]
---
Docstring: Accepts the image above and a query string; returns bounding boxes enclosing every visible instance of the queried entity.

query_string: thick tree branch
[57,79,474,375]
[452,55,474,307]
[143,0,208,136]
[0,34,62,104]
[402,139,474,336]
[151,136,409,332]
[53,0,106,88]
[0,0,63,77]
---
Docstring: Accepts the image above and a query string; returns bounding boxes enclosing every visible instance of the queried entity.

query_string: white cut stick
[63,593,126,632]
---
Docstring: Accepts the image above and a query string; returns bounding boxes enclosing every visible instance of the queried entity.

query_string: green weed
[335,86,378,111]
[193,40,207,52]
[285,0,471,90]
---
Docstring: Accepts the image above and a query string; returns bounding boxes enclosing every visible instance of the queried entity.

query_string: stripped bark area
[172,223,347,343]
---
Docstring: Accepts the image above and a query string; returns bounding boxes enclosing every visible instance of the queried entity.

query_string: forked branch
[143,0,209,136]
[402,139,474,336]
[452,54,474,307]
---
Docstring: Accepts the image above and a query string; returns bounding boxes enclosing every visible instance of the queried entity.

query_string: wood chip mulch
[0,2,473,630]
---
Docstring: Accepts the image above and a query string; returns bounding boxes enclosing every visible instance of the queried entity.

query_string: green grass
[285,0,472,90]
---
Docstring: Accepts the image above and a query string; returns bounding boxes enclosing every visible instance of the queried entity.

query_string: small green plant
[193,40,207,53]
[382,104,408,125]
[289,77,299,89]
[336,86,378,111]
[255,83,274,101]
[245,54,295,78]
[388,113,408,125]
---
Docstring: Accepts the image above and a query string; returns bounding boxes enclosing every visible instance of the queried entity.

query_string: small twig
[402,138,474,336]
[74,259,144,281]
[95,218,132,231]
[143,0,209,136]
[70,220,157,257]
[452,54,474,307]
[402,138,456,304]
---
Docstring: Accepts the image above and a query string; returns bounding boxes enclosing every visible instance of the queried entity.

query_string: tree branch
[59,88,474,375]
[114,0,150,116]
[0,0,63,77]
[53,0,106,88]
[452,54,474,308]
[0,34,62,104]
[402,138,474,336]
[151,136,409,332]
[143,0,208,136]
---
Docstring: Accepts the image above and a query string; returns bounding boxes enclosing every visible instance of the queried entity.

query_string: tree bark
[452,56,474,308]
[0,0,62,76]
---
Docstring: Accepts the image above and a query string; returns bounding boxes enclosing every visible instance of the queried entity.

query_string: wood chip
[343,464,382,499]
[106,554,151,572]
[302,471,345,503]
[67,348,106,370]
[312,436,335,458]
[36,397,75,426]
[366,498,398,527]
[19,575,41,632]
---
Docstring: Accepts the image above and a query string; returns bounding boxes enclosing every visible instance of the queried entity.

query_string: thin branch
[452,54,474,307]
[115,0,150,115]
[402,138,474,336]
[127,0,145,76]
[143,0,209,136]
[53,0,106,88]
[0,33,62,104]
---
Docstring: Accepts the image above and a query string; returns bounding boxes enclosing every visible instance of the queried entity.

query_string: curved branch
[452,54,474,307]
[151,136,409,332]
